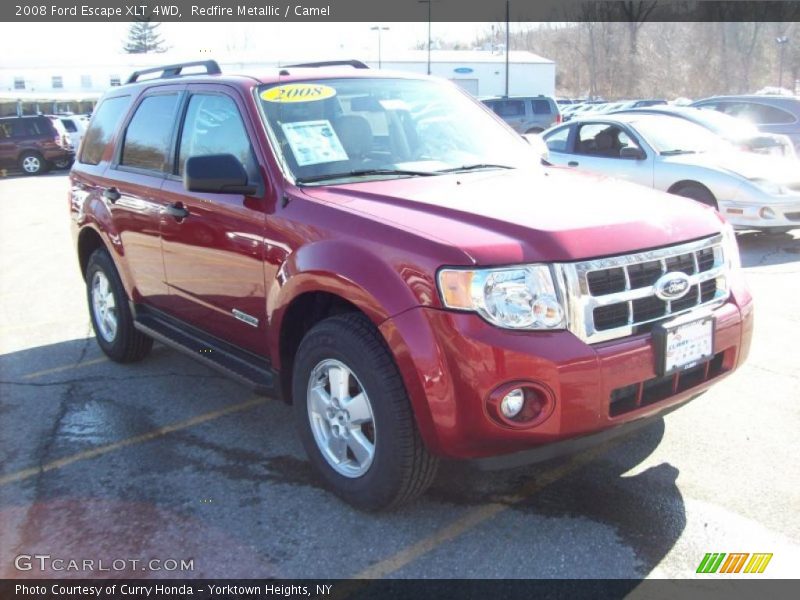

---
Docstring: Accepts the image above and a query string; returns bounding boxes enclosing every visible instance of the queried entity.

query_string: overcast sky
[0,22,499,65]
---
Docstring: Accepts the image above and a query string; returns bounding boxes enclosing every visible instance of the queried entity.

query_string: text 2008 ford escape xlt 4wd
[70,61,753,510]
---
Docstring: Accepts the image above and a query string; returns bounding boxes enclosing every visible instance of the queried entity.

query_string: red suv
[70,61,753,510]
[0,115,75,175]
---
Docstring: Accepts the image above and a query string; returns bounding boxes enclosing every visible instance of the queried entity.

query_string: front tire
[86,249,153,362]
[292,313,439,511]
[19,151,48,176]
[52,157,73,170]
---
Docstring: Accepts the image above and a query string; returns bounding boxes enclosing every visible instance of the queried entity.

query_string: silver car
[542,113,800,233]
[691,95,800,153]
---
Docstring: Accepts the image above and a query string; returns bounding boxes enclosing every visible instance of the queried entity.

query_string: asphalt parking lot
[1,173,799,581]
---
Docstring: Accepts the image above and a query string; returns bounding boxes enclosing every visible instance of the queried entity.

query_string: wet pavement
[1,174,799,580]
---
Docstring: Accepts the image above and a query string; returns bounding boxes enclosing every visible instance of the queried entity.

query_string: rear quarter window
[532,99,553,114]
[80,95,132,165]
[23,118,51,136]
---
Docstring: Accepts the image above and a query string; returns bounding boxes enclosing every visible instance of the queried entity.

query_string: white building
[0,50,555,116]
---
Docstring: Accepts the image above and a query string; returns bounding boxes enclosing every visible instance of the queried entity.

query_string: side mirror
[620,146,646,160]
[184,154,257,195]
[522,133,550,164]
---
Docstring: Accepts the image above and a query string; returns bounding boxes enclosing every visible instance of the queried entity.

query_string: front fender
[267,239,429,366]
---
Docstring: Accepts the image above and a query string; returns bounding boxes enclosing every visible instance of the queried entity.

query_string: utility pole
[418,0,433,75]
[370,26,390,68]
[776,36,789,89]
[505,0,510,97]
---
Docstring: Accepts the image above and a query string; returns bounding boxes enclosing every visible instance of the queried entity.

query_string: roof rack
[282,60,369,70]
[125,60,222,84]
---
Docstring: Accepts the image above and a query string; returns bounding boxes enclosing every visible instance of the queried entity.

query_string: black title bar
[4,0,800,22]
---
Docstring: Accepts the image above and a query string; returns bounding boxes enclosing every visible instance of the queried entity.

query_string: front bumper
[380,288,753,461]
[719,197,800,230]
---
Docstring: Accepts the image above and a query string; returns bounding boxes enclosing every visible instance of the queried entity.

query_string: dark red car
[0,115,74,175]
[70,61,753,510]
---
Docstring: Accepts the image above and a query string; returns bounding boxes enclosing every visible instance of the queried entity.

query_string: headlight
[721,222,741,271]
[750,178,789,196]
[437,265,565,330]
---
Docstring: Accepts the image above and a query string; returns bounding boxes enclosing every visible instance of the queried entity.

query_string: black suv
[0,116,75,175]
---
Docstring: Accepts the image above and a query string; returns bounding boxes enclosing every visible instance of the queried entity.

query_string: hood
[299,167,723,265]
[664,150,800,185]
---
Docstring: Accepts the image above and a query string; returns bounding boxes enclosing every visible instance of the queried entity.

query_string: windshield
[256,77,535,184]
[631,116,731,154]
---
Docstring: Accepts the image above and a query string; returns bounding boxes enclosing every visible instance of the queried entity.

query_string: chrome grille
[555,235,729,344]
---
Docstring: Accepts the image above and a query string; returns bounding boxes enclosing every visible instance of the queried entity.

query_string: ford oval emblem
[654,272,691,301]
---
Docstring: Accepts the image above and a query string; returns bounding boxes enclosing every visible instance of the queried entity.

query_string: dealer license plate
[654,315,715,376]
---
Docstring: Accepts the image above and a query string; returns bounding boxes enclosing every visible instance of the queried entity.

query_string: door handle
[164,202,190,220]
[568,161,579,167]
[103,187,120,203]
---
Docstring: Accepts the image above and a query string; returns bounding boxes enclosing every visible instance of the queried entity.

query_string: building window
[110,75,121,87]
[52,76,64,89]
[81,75,92,89]
[14,77,25,90]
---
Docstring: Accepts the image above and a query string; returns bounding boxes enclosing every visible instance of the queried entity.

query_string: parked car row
[561,99,668,121]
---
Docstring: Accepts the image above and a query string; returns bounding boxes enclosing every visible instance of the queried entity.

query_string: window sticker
[281,120,349,166]
[261,84,337,103]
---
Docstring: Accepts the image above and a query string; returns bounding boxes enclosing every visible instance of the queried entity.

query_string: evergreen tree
[123,20,168,54]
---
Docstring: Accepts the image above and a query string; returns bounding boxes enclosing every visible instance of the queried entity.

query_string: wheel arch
[276,290,364,404]
[667,179,715,197]
[77,226,109,280]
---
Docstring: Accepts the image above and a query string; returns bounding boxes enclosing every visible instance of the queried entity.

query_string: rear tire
[292,313,438,511]
[86,249,153,363]
[19,151,48,176]
[672,183,718,209]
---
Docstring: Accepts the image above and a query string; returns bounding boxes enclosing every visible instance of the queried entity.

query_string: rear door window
[493,100,526,118]
[80,95,132,165]
[742,103,796,125]
[120,94,181,172]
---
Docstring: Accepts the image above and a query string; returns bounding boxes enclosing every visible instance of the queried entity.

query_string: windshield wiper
[436,163,515,173]
[660,149,698,156]
[296,168,438,184]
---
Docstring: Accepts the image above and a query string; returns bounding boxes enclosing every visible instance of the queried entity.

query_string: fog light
[500,388,525,418]
[759,207,776,220]
[488,382,555,428]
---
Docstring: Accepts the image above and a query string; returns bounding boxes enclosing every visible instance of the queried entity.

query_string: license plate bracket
[653,314,715,377]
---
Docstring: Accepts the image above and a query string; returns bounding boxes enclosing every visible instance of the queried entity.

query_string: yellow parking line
[353,440,620,579]
[21,357,109,380]
[0,397,266,487]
